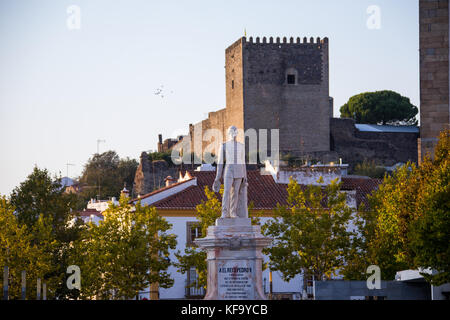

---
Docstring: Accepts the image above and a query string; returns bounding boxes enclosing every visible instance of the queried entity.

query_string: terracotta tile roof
[151,170,381,211]
[149,171,217,210]
[131,176,195,202]
[78,208,103,217]
[341,177,382,207]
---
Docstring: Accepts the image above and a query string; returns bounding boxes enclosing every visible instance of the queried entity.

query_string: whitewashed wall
[137,188,358,299]
[160,216,198,299]
[140,216,306,299]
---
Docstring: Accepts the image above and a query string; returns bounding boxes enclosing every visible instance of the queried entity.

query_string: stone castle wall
[419,0,450,161]
[190,108,228,158]
[225,38,245,133]
[133,152,178,197]
[330,118,419,169]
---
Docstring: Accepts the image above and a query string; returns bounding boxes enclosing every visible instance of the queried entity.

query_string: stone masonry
[188,36,331,159]
[419,0,450,161]
[143,36,421,184]
[132,152,178,197]
[330,118,419,169]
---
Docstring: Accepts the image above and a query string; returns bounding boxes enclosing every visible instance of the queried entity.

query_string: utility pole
[3,266,8,300]
[21,270,26,300]
[97,139,106,155]
[66,163,75,178]
[37,278,41,300]
[96,139,105,199]
[42,283,47,300]
[269,271,273,300]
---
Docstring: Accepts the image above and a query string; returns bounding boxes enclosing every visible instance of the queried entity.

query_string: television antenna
[66,163,75,178]
[97,139,106,155]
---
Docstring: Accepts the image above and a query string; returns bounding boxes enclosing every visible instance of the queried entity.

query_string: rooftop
[355,124,419,133]
[144,170,381,211]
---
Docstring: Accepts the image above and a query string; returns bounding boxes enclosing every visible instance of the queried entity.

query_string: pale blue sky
[0,0,419,195]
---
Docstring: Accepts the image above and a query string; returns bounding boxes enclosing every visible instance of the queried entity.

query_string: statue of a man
[213,126,248,219]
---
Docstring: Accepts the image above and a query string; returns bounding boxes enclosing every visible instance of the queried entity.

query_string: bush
[352,160,387,179]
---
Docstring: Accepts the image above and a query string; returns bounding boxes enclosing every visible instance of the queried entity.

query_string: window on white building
[185,268,205,298]
[186,221,202,247]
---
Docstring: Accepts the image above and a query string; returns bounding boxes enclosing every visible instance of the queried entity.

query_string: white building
[70,194,122,226]
[86,197,119,213]
[130,162,379,300]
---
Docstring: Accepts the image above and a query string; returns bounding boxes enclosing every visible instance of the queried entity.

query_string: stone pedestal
[194,218,272,300]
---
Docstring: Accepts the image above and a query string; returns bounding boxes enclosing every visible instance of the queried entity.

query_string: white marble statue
[213,126,248,219]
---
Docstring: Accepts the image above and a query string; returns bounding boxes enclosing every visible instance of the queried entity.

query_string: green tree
[0,198,58,299]
[10,167,78,235]
[8,167,82,299]
[340,90,418,125]
[367,163,418,279]
[147,151,174,165]
[347,130,450,284]
[408,130,450,285]
[71,196,177,299]
[352,160,387,179]
[262,177,354,293]
[340,204,377,280]
[342,164,416,281]
[78,151,138,201]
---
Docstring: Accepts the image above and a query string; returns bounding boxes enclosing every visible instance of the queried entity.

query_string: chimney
[121,183,130,198]
[158,134,163,152]
[164,176,176,187]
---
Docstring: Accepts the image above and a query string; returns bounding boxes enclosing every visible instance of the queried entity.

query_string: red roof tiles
[131,176,195,202]
[150,170,381,210]
[78,208,103,217]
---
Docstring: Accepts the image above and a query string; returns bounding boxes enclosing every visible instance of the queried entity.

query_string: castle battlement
[226,36,328,54]
[246,36,328,45]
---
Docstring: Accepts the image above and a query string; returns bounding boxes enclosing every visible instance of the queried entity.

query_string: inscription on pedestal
[218,260,254,299]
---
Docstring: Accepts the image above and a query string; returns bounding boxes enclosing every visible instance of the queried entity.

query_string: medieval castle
[132,35,424,196]
[190,36,332,158]
[161,36,334,161]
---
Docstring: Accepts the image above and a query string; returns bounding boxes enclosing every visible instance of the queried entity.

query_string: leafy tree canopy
[340,90,418,125]
[78,150,138,201]
[8,166,84,299]
[70,196,177,299]
[352,160,387,179]
[346,130,450,285]
[0,197,60,299]
[262,177,355,291]
[10,166,78,236]
[147,151,173,164]
[409,130,450,285]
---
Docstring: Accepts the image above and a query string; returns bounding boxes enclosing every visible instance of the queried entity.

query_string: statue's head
[227,126,238,140]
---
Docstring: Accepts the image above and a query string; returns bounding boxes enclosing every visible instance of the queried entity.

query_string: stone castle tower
[188,36,332,160]
[418,0,450,161]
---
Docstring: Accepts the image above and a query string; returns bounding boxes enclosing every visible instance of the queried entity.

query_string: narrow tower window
[232,80,234,89]
[287,74,296,85]
[285,68,298,85]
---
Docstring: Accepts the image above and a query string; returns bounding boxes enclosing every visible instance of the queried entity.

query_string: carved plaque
[217,260,255,300]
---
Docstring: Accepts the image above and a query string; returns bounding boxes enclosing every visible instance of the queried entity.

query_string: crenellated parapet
[244,36,328,45]
[225,36,328,55]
